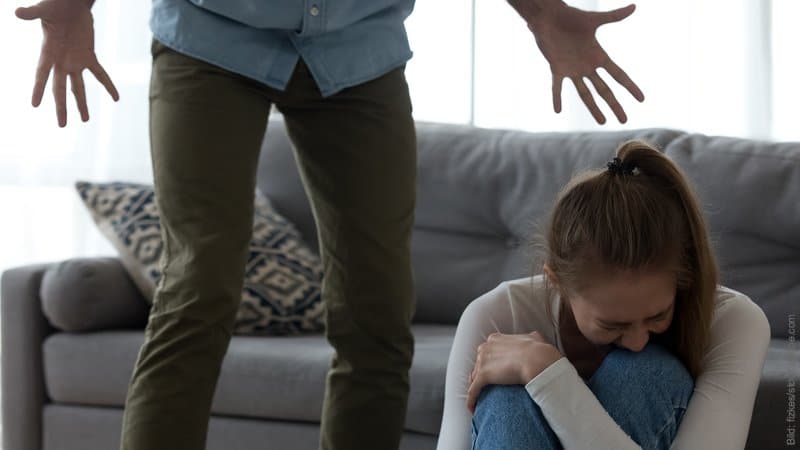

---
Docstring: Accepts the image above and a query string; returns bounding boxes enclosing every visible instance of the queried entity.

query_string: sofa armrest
[1,262,59,450]
[40,256,150,332]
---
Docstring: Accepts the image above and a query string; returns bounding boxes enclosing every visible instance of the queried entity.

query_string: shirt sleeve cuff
[524,356,575,398]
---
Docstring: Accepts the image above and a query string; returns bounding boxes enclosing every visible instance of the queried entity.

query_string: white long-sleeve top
[436,275,772,450]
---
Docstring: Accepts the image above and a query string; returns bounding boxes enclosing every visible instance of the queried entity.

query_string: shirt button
[310,5,320,16]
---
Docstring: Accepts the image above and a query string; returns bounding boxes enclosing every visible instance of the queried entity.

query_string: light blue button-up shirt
[150,0,416,97]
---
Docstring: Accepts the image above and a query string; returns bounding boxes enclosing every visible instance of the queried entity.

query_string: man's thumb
[595,4,636,25]
[15,5,43,21]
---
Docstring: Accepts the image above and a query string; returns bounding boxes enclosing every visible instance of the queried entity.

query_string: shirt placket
[302,0,325,36]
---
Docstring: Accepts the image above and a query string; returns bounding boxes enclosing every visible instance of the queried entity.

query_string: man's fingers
[89,63,120,101]
[552,75,563,114]
[70,72,90,122]
[603,61,644,102]
[32,55,52,107]
[589,72,626,123]
[14,5,44,21]
[571,76,606,125]
[594,4,635,26]
[53,68,67,127]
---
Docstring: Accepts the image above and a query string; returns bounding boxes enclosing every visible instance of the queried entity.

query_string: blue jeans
[471,342,694,450]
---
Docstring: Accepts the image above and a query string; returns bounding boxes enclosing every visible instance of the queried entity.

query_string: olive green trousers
[119,39,417,450]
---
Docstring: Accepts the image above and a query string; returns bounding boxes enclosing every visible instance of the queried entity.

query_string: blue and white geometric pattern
[75,181,324,335]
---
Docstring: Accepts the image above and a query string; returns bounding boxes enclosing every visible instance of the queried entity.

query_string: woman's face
[564,268,676,352]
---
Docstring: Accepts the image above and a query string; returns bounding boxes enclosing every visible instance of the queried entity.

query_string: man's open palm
[528,1,644,124]
[16,0,119,127]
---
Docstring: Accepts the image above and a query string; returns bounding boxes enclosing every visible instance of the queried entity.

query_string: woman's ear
[543,263,559,287]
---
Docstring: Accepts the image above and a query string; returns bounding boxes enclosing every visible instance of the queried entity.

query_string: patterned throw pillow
[75,181,324,335]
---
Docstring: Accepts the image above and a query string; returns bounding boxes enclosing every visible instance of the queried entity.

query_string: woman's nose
[619,327,650,352]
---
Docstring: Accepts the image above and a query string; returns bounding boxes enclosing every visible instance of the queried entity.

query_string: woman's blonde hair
[541,140,718,378]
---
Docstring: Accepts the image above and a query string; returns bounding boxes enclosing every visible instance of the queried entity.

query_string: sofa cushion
[73,181,324,335]
[43,404,438,450]
[664,134,800,338]
[42,324,454,435]
[259,120,687,325]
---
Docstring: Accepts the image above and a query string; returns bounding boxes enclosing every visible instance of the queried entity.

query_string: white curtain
[1,0,798,277]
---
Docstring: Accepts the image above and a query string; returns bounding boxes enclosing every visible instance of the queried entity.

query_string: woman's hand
[16,0,119,127]
[466,330,562,414]
[524,0,644,124]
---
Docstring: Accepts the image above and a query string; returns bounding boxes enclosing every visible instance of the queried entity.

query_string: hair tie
[607,157,639,176]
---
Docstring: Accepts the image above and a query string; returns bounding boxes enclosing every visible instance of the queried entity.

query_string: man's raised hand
[524,1,644,124]
[16,0,119,127]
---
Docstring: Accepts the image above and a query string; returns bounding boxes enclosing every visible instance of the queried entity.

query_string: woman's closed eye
[598,314,669,331]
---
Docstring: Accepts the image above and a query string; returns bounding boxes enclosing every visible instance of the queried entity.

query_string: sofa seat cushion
[43,324,455,435]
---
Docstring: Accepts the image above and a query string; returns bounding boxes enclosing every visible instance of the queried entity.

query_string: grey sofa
[3,120,799,450]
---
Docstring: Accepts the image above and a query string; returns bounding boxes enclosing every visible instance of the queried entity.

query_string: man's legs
[119,39,272,450]
[276,61,417,450]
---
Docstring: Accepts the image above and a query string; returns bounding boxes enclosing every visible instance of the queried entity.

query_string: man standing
[15,1,643,449]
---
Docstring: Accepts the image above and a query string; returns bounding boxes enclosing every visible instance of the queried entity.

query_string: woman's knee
[588,343,694,450]
[472,385,562,450]
[590,342,694,415]
[474,385,531,418]
[608,343,692,395]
